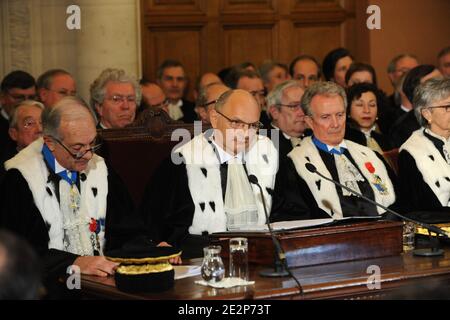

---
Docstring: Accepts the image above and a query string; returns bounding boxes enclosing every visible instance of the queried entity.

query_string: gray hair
[89,68,142,109]
[413,78,450,127]
[9,100,45,129]
[42,96,95,140]
[301,81,347,116]
[387,54,418,74]
[266,80,303,117]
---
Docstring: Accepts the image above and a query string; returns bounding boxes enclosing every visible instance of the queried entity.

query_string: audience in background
[390,65,443,148]
[0,71,36,156]
[157,60,197,123]
[259,60,290,93]
[90,68,141,129]
[322,48,354,88]
[437,46,450,78]
[36,69,76,108]
[387,54,419,109]
[289,55,321,90]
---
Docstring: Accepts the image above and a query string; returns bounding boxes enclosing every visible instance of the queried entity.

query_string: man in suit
[36,69,77,108]
[289,55,321,90]
[157,60,197,123]
[90,68,141,129]
[0,71,36,156]
[265,80,308,160]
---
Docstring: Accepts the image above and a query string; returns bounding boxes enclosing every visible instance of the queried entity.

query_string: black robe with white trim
[398,129,450,214]
[271,137,398,222]
[140,132,278,258]
[0,140,141,298]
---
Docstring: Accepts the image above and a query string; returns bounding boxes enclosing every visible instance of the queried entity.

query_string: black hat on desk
[106,237,182,293]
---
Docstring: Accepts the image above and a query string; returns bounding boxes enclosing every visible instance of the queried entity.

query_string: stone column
[74,0,141,102]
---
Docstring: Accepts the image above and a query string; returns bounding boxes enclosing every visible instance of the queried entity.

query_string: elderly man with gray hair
[398,78,450,214]
[271,81,397,222]
[266,80,308,159]
[0,96,157,297]
[90,68,141,129]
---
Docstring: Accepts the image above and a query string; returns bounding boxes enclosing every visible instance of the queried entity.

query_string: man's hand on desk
[157,241,183,265]
[73,256,119,277]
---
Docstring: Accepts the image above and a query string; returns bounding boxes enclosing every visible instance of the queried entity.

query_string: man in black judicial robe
[0,97,144,298]
[271,82,398,222]
[140,90,278,258]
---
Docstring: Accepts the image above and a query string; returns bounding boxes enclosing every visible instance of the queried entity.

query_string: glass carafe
[201,245,225,283]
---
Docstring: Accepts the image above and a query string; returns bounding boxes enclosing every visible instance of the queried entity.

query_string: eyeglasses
[150,99,169,109]
[203,99,217,108]
[250,90,265,98]
[427,104,450,112]
[215,110,263,130]
[52,136,102,160]
[106,95,137,105]
[22,118,42,130]
[277,102,302,110]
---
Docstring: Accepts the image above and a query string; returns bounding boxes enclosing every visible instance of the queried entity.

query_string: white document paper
[174,265,202,280]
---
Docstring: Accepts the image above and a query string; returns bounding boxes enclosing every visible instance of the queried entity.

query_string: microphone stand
[306,164,448,257]
[248,175,303,294]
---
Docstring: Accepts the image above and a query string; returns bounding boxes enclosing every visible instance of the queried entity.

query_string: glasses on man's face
[22,118,42,130]
[150,99,169,109]
[216,110,263,130]
[203,99,217,108]
[278,102,303,111]
[427,104,450,112]
[107,95,137,105]
[250,90,265,98]
[52,137,102,160]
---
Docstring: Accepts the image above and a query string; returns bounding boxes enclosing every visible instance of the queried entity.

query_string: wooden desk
[80,247,450,300]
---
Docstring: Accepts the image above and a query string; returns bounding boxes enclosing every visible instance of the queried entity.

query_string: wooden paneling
[222,25,276,67]
[291,24,341,63]
[141,0,358,90]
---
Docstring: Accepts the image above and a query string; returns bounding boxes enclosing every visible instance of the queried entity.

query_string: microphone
[304,162,449,256]
[248,174,303,294]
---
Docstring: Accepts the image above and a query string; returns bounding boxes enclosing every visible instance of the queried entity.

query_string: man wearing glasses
[0,96,149,297]
[90,68,141,129]
[266,80,308,160]
[195,82,230,125]
[36,69,77,109]
[0,70,36,155]
[140,89,278,258]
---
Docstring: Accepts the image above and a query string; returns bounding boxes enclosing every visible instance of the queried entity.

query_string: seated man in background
[139,79,169,114]
[437,46,450,78]
[0,97,157,297]
[271,82,397,222]
[156,59,197,123]
[0,70,36,156]
[140,89,278,258]
[259,60,290,93]
[90,68,141,129]
[289,55,321,90]
[195,82,230,125]
[36,69,77,108]
[266,80,308,159]
[0,100,44,182]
